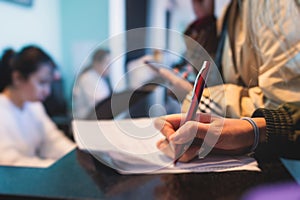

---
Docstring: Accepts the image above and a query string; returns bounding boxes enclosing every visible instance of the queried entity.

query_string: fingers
[173,122,210,146]
[154,114,186,138]
[156,138,174,159]
[156,138,201,163]
[155,113,212,143]
[155,113,226,162]
[177,144,200,162]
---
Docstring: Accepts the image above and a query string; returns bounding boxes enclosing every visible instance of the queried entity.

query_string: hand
[157,68,193,101]
[155,113,266,162]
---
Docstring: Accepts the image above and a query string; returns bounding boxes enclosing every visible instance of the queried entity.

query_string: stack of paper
[72,118,260,174]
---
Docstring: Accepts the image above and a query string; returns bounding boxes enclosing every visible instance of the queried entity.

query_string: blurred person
[0,45,75,167]
[156,0,300,118]
[173,0,217,79]
[73,49,111,119]
[127,49,162,89]
[163,0,217,93]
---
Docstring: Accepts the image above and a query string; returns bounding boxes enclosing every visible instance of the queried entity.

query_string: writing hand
[155,113,266,162]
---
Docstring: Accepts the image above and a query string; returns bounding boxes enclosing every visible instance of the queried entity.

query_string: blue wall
[0,0,62,71]
[60,0,109,105]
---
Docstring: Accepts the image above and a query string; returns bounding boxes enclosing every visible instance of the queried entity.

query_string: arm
[0,126,55,167]
[156,68,193,101]
[155,102,300,162]
[34,103,76,160]
[0,146,55,167]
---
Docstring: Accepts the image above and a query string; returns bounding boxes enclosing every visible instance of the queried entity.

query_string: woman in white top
[72,49,111,119]
[0,46,75,167]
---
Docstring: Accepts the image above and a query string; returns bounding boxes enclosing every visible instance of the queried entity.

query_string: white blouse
[73,68,111,119]
[0,94,76,167]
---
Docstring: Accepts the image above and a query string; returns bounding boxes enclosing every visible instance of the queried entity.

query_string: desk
[0,149,295,200]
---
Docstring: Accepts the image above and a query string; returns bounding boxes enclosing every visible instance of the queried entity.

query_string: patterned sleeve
[252,102,300,159]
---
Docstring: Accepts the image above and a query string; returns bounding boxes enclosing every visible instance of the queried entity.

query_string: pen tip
[173,159,179,167]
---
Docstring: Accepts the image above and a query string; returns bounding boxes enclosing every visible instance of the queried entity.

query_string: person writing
[156,0,300,117]
[155,102,300,162]
[72,49,111,119]
[0,45,75,167]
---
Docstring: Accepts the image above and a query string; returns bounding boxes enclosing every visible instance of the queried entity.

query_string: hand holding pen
[154,61,211,164]
[155,61,264,162]
[173,61,210,165]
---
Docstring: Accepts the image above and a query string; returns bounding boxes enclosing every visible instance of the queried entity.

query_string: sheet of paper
[72,118,260,174]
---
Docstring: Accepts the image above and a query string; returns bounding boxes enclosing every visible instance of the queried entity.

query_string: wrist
[251,118,267,143]
[240,117,266,152]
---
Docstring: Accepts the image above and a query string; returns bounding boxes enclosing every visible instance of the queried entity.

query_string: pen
[173,61,211,165]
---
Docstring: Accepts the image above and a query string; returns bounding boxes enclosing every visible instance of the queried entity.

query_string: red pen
[173,61,211,165]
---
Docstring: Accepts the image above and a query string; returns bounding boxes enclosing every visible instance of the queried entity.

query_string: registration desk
[0,149,295,200]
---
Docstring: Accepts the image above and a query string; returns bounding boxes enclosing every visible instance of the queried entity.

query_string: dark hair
[92,48,110,63]
[0,45,56,92]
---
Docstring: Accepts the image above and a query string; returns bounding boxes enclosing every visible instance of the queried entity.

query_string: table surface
[0,149,295,200]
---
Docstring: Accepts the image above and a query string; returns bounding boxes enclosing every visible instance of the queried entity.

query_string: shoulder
[0,95,14,125]
[25,102,47,117]
[80,69,98,80]
[0,94,10,107]
[77,69,99,87]
[0,95,15,116]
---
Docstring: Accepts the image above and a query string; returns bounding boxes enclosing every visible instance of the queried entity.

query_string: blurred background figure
[72,48,111,119]
[156,0,300,118]
[142,0,218,111]
[0,45,75,167]
[173,0,217,83]
[127,49,162,89]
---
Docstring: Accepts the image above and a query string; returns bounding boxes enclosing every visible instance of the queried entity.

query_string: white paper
[72,118,260,174]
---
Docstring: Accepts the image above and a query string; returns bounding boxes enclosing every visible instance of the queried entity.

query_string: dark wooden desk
[0,149,295,200]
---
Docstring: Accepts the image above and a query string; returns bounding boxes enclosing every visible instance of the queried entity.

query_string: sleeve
[255,8,300,109]
[199,2,300,118]
[245,2,300,117]
[252,102,300,159]
[80,72,110,104]
[73,72,110,119]
[0,126,55,168]
[34,104,76,160]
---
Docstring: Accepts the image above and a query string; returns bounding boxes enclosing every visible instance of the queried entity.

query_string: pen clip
[190,61,209,100]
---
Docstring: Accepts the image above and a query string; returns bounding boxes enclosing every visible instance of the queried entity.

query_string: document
[72,118,260,174]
